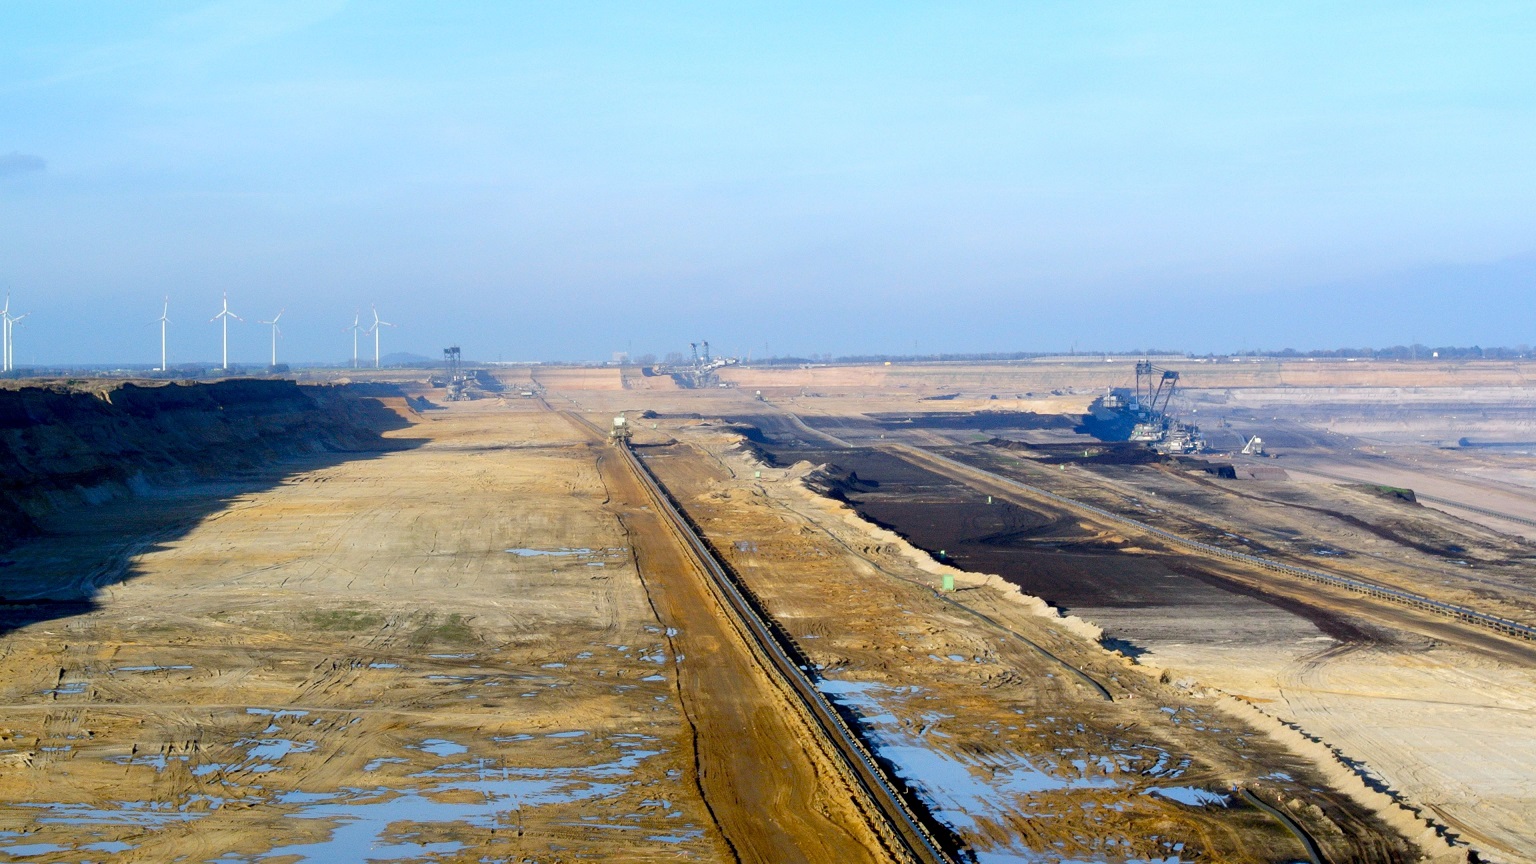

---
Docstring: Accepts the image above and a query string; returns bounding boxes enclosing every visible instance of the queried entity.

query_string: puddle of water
[1,842,71,856]
[247,708,309,719]
[278,791,336,805]
[1146,786,1230,807]
[416,739,468,757]
[817,678,1118,847]
[266,743,668,861]
[368,662,399,669]
[546,731,586,740]
[242,738,317,763]
[651,829,705,844]
[18,799,217,827]
[505,547,596,557]
[363,757,408,772]
[259,792,470,863]
[641,674,666,682]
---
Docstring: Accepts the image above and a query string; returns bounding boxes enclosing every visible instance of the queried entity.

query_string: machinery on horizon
[609,412,632,444]
[1128,361,1179,442]
[653,340,739,388]
[1241,435,1266,456]
[442,346,470,400]
[1087,360,1205,454]
[431,346,505,400]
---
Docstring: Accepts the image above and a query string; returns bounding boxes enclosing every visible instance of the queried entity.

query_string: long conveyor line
[897,446,1536,643]
[563,413,955,864]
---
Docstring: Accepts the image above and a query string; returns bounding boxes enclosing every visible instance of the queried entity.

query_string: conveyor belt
[566,413,955,864]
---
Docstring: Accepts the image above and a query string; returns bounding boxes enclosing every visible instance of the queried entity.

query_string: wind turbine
[210,292,241,371]
[1,295,28,374]
[259,309,284,368]
[157,297,169,372]
[344,310,365,369]
[5,313,24,373]
[1,294,10,374]
[367,304,394,369]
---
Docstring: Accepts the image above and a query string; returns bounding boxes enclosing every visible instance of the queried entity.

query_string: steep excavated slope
[0,379,412,550]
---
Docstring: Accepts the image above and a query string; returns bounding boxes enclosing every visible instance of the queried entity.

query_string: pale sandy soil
[717,358,1536,394]
[0,402,733,861]
[1138,639,1536,863]
[1283,455,1536,539]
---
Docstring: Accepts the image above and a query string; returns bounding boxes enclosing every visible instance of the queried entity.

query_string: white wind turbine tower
[1,294,11,374]
[259,309,284,367]
[368,304,394,369]
[344,310,365,369]
[1,295,28,374]
[157,297,170,372]
[210,292,241,371]
[5,312,23,373]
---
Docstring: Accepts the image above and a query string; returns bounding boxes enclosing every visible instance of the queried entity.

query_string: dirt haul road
[0,397,885,862]
[562,414,902,864]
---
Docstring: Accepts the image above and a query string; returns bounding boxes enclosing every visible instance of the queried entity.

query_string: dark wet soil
[847,411,1077,431]
[770,440,1373,651]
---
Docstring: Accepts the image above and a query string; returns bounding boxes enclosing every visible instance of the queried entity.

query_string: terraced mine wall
[0,380,410,550]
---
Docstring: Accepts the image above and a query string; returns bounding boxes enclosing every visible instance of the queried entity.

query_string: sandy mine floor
[6,361,1528,862]
[0,400,887,861]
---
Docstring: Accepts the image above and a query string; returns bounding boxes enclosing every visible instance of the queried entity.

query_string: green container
[941,574,955,592]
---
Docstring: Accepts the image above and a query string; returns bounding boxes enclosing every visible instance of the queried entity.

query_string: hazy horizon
[3,3,1533,366]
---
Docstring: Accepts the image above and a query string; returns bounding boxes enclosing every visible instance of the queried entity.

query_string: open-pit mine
[1,358,1533,863]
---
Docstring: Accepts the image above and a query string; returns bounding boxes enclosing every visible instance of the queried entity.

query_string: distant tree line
[1219,345,1534,360]
[740,345,1536,365]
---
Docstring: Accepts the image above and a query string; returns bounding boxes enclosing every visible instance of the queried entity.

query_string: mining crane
[1129,361,1204,452]
[1135,361,1180,421]
[652,340,739,388]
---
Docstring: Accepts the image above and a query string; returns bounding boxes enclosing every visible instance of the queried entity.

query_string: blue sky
[2,2,1533,364]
